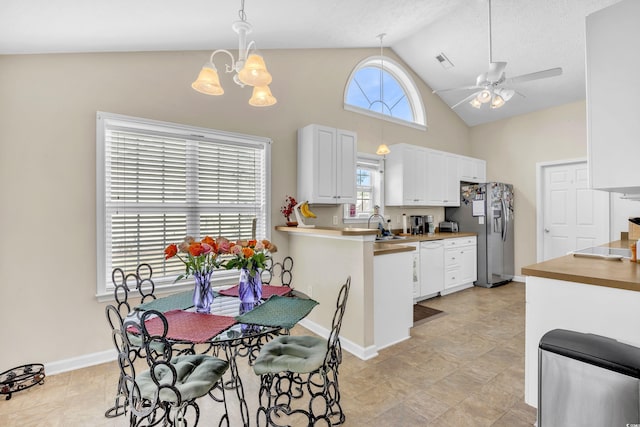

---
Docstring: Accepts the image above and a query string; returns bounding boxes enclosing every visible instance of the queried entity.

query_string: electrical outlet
[333,215,338,225]
[397,215,401,224]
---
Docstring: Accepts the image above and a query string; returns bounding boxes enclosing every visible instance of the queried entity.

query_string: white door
[541,161,609,261]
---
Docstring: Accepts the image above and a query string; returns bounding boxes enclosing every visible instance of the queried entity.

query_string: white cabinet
[424,150,460,207]
[459,156,486,183]
[374,250,413,349]
[385,144,427,206]
[443,236,477,294]
[387,144,464,207]
[418,240,444,301]
[297,124,357,204]
[586,0,640,193]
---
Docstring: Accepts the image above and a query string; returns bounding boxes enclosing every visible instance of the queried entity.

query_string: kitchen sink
[375,235,407,241]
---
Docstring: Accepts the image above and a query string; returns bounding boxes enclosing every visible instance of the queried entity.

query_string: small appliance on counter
[410,215,424,234]
[438,220,459,233]
[424,215,435,235]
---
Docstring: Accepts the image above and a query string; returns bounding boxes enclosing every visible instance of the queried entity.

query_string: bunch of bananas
[300,201,317,218]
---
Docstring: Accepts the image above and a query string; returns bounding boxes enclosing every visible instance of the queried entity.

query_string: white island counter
[275,226,414,359]
[522,240,640,408]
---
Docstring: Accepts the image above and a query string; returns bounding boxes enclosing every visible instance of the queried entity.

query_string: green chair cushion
[253,335,327,375]
[136,354,228,402]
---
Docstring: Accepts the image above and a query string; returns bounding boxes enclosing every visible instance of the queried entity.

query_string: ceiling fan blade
[486,62,507,82]
[451,92,481,109]
[433,85,482,94]
[505,67,563,85]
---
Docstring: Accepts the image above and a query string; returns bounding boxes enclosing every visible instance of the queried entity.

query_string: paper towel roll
[402,214,407,234]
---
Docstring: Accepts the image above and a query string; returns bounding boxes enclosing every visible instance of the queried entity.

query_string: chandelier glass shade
[191,1,276,106]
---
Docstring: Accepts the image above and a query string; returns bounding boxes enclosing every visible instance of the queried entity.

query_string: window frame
[344,55,427,131]
[343,153,385,224]
[96,112,272,300]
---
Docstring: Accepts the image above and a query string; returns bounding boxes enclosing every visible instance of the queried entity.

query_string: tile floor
[0,281,536,426]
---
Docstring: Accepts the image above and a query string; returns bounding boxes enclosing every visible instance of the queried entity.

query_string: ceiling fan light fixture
[469,98,482,109]
[491,94,505,109]
[477,89,492,103]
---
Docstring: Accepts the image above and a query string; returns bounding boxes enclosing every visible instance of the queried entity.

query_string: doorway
[536,159,610,261]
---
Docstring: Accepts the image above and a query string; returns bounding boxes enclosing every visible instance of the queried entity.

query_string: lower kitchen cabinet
[443,236,477,295]
[415,236,477,302]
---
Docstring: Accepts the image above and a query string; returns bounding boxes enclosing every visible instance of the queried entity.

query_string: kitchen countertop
[275,225,477,256]
[521,240,640,292]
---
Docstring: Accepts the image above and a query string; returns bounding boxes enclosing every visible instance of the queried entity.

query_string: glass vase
[193,271,214,314]
[238,267,263,333]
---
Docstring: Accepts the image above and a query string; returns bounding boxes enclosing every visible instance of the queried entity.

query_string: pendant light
[191,0,276,107]
[375,33,391,157]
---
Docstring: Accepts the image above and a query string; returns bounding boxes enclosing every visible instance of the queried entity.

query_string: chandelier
[191,0,276,107]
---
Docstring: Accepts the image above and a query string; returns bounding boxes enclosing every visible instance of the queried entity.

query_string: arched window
[344,56,426,129]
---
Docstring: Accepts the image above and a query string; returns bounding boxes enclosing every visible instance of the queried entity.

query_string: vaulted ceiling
[0,0,621,126]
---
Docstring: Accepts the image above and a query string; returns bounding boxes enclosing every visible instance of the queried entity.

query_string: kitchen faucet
[367,205,387,235]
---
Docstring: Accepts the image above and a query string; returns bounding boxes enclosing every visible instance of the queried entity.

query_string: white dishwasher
[419,240,444,300]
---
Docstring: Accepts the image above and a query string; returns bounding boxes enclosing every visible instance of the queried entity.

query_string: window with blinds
[96,112,271,297]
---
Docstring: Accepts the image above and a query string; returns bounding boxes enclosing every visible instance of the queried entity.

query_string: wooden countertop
[276,225,477,256]
[275,225,378,237]
[522,240,640,292]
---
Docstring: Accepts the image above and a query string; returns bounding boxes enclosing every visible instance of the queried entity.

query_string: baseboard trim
[46,318,384,375]
[46,349,117,376]
[298,318,378,360]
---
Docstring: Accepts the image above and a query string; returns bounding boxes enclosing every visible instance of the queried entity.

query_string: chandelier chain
[238,0,247,22]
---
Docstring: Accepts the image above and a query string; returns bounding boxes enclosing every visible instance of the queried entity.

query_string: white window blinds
[96,112,271,297]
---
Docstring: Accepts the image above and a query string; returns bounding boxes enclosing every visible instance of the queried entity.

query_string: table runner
[218,284,292,299]
[136,290,194,312]
[235,295,319,330]
[141,310,237,343]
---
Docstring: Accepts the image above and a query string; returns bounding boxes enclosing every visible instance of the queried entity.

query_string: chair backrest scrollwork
[324,276,351,367]
[261,256,294,287]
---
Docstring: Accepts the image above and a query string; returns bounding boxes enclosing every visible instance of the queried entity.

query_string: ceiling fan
[433,0,563,110]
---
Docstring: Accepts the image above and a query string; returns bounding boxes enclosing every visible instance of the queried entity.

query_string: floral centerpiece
[280,195,298,226]
[164,236,222,313]
[219,238,278,315]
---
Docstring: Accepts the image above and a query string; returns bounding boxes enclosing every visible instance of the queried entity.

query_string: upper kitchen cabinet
[586,0,640,194]
[385,143,427,206]
[385,144,462,207]
[424,150,460,207]
[459,155,486,184]
[297,124,357,204]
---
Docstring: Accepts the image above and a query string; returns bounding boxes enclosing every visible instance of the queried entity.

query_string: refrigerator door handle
[501,199,508,242]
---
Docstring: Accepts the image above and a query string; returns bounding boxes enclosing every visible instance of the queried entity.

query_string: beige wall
[469,100,589,275]
[0,48,470,370]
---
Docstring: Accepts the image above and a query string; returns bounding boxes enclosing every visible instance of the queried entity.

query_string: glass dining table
[130,285,319,427]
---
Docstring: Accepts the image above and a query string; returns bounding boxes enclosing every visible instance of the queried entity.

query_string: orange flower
[189,242,205,257]
[202,236,215,246]
[242,247,255,258]
[164,244,178,259]
[248,239,257,247]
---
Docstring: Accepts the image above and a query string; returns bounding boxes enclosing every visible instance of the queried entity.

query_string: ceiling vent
[435,53,454,69]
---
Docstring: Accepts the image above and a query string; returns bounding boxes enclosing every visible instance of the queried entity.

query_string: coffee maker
[410,215,424,235]
[424,215,435,235]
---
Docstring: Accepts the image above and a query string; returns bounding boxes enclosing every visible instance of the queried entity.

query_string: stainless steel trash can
[538,329,640,427]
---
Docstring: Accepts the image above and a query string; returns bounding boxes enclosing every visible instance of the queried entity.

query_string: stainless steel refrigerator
[445,182,514,288]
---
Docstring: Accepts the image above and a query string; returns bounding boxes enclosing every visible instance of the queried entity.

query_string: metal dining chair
[104,263,160,418]
[253,276,351,426]
[119,309,231,426]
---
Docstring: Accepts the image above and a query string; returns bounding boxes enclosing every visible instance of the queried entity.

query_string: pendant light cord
[377,33,386,114]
